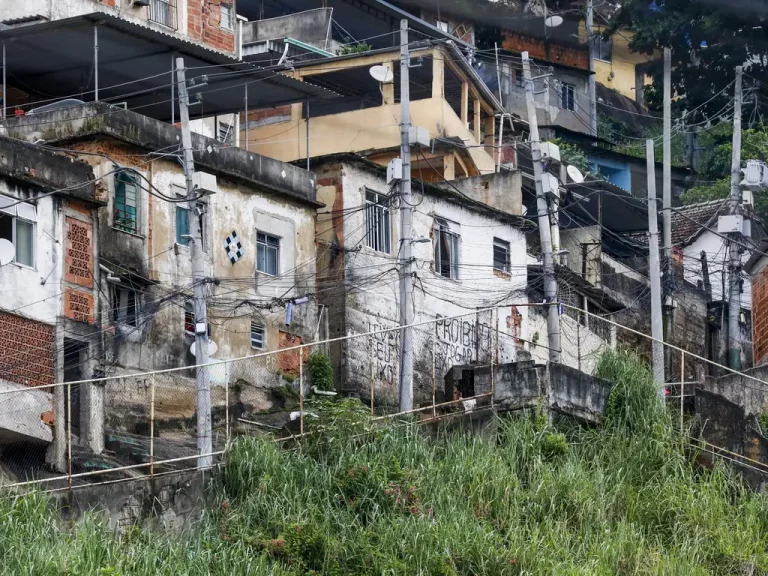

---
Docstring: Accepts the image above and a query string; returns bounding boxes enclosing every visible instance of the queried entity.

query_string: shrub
[307,352,334,391]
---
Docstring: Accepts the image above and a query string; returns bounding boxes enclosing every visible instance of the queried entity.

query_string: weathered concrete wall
[704,364,768,417]
[549,363,613,421]
[242,8,332,49]
[438,171,523,216]
[684,231,752,307]
[55,469,212,533]
[0,381,52,444]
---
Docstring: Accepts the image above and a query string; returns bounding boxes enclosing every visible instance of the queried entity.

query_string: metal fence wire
[2,302,765,492]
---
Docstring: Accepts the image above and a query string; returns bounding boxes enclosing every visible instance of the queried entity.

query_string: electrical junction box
[540,142,561,163]
[743,189,754,208]
[408,126,430,148]
[741,160,768,189]
[541,173,560,200]
[192,171,217,195]
[387,158,403,184]
[717,214,744,234]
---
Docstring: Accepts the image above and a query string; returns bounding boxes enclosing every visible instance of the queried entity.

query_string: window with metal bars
[150,0,177,29]
[560,83,576,111]
[493,238,510,274]
[434,218,460,280]
[257,232,280,276]
[114,170,140,234]
[365,190,391,254]
[218,121,234,145]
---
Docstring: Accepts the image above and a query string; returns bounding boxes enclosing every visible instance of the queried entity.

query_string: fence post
[495,306,501,407]
[431,334,436,418]
[67,382,72,491]
[150,374,155,477]
[680,350,685,435]
[489,308,495,409]
[225,363,230,445]
[299,347,304,436]
[369,334,375,416]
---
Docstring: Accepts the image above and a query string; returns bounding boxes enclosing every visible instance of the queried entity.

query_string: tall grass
[2,351,768,575]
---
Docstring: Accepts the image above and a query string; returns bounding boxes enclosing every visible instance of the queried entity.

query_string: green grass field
[2,351,768,575]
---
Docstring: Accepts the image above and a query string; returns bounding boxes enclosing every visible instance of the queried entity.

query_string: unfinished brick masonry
[502,31,588,70]
[753,265,768,365]
[0,312,55,387]
[187,0,235,53]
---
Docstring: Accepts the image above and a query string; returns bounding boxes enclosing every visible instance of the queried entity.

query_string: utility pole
[646,139,665,390]
[662,46,673,378]
[522,51,560,363]
[727,65,744,369]
[176,57,212,468]
[586,0,597,136]
[397,19,414,412]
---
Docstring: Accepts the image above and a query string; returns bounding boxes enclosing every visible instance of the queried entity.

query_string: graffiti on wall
[433,315,493,374]
[368,321,398,384]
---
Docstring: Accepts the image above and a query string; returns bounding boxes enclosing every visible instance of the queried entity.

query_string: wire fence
[2,302,768,493]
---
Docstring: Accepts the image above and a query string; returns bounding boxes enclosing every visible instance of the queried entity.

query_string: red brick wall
[0,312,54,387]
[187,0,235,53]
[65,289,95,325]
[502,31,588,70]
[752,265,768,365]
[65,217,94,289]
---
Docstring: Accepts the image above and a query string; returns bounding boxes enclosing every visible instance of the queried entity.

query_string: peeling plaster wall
[320,161,528,405]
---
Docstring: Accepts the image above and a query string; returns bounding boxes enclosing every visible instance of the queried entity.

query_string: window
[218,121,234,145]
[560,83,575,111]
[149,0,177,29]
[250,321,265,350]
[592,36,612,62]
[434,218,460,280]
[0,195,36,268]
[184,301,195,336]
[257,233,280,276]
[514,69,524,89]
[220,3,234,31]
[365,190,391,254]
[175,202,206,248]
[436,20,449,33]
[114,170,140,234]
[111,287,140,328]
[493,238,511,274]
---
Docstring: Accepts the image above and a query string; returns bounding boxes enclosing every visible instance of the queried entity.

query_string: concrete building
[244,42,506,181]
[312,153,528,405]
[0,137,105,468]
[7,102,324,450]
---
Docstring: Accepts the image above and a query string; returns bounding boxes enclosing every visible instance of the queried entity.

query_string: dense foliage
[3,351,768,575]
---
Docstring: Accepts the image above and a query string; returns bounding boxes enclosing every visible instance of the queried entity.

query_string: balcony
[149,0,177,30]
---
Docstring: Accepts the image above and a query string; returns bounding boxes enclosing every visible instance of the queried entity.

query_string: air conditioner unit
[541,173,560,200]
[192,171,217,195]
[540,142,561,163]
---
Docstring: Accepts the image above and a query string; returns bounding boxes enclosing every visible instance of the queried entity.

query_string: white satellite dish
[567,164,585,184]
[545,15,564,28]
[369,65,394,83]
[190,339,218,358]
[0,239,13,266]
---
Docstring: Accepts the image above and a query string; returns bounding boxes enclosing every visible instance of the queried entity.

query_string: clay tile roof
[670,199,729,246]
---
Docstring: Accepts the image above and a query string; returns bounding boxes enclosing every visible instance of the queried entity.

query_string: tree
[682,125,768,221]
[608,0,768,120]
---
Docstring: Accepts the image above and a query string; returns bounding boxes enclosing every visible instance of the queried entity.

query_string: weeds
[3,352,768,574]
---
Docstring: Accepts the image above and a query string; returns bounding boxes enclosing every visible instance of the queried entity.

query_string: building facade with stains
[312,154,529,406]
[7,103,323,445]
[0,137,105,469]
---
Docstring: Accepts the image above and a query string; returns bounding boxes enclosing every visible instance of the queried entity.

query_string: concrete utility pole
[175,57,213,468]
[727,65,744,369]
[662,47,673,377]
[522,51,560,363]
[397,19,414,412]
[586,0,597,136]
[646,139,665,389]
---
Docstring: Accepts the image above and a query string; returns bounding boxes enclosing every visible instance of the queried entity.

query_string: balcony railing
[149,0,177,30]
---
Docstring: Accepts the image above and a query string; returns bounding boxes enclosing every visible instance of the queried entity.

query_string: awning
[0,14,337,121]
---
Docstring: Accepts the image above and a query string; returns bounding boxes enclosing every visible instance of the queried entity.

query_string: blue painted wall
[589,156,631,191]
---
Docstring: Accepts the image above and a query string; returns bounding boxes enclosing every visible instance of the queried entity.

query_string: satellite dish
[190,339,218,358]
[545,15,563,27]
[369,65,394,83]
[567,165,585,184]
[0,239,13,266]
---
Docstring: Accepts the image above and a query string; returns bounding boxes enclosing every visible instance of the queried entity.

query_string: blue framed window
[114,171,140,234]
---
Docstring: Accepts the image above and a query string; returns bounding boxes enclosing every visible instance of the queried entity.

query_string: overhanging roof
[562,179,649,234]
[0,14,337,121]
